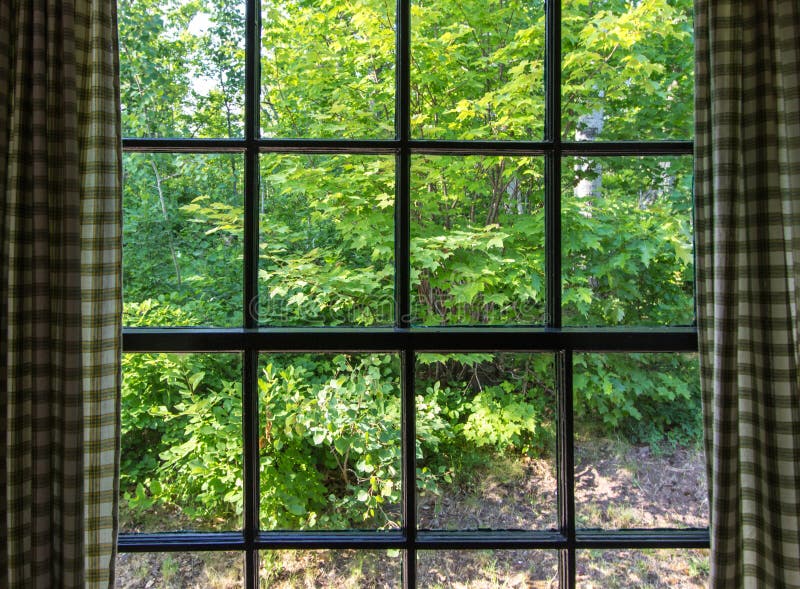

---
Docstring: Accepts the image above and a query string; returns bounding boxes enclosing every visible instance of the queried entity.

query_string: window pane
[412,156,545,326]
[123,153,243,327]
[417,550,558,588]
[115,552,244,588]
[120,354,243,533]
[574,353,707,530]
[260,0,395,139]
[562,156,694,327]
[259,354,401,530]
[119,0,245,138]
[411,0,546,140]
[259,550,402,588]
[258,154,394,326]
[577,549,709,589]
[416,353,556,531]
[562,0,693,141]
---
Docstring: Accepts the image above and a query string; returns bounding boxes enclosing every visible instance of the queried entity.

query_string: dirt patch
[418,456,558,531]
[574,441,708,529]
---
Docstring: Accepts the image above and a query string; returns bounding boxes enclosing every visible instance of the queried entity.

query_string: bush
[121,335,701,529]
[573,353,702,446]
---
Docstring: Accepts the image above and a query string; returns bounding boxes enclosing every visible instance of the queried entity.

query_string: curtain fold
[0,1,122,588]
[694,0,800,587]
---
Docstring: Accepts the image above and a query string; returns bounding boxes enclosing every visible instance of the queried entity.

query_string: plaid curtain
[695,1,800,587]
[0,1,122,588]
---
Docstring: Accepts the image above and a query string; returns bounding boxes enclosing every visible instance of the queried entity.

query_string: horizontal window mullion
[410,140,550,155]
[116,531,566,552]
[407,140,691,155]
[257,139,399,154]
[122,138,247,153]
[255,532,405,550]
[117,529,709,553]
[122,327,697,353]
[117,533,246,552]
[416,531,566,550]
[575,529,710,549]
[122,138,693,156]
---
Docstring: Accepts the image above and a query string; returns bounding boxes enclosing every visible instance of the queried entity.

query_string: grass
[418,549,559,588]
[259,550,402,588]
[116,552,243,589]
[577,549,709,589]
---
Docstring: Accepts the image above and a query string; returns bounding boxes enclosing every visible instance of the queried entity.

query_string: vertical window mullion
[244,0,261,329]
[243,349,260,588]
[546,1,573,587]
[557,350,576,588]
[396,0,413,586]
[402,349,417,588]
[396,0,411,330]
[244,0,261,586]
[545,0,562,331]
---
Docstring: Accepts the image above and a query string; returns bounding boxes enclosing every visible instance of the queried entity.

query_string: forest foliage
[119,0,697,530]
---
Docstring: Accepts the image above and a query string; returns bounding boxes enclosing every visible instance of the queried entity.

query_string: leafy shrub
[573,353,702,446]
[417,353,556,458]
[122,299,244,524]
[121,351,243,524]
[258,354,402,529]
[120,315,701,530]
[461,382,544,452]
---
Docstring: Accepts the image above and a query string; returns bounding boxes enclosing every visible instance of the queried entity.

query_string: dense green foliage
[119,0,698,531]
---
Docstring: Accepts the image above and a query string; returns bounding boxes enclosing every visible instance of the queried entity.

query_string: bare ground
[116,441,709,588]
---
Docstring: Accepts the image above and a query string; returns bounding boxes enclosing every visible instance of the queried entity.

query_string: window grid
[118,0,706,588]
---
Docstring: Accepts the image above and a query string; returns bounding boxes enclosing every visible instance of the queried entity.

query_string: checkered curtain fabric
[694,1,800,587]
[0,1,122,588]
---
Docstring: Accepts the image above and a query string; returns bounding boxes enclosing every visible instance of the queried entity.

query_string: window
[118,0,706,587]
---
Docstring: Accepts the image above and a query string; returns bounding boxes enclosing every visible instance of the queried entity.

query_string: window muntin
[119,0,703,587]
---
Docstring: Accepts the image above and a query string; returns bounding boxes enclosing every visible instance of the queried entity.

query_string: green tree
[118,0,698,530]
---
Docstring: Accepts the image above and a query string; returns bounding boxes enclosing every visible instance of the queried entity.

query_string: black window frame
[118,0,708,587]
